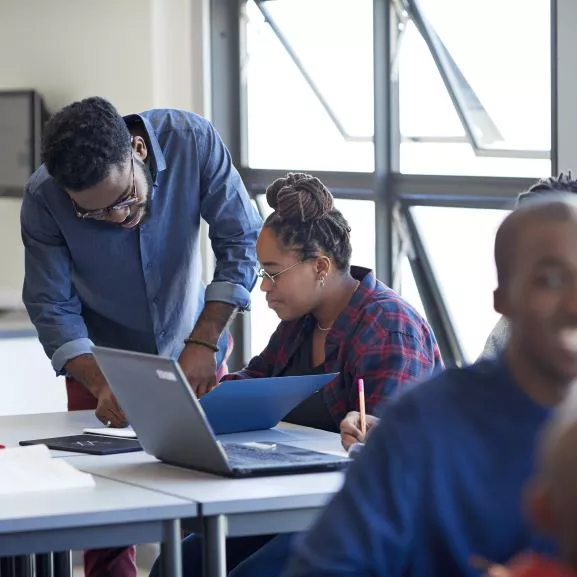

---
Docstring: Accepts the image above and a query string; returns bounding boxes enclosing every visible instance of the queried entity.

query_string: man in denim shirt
[20,96,262,577]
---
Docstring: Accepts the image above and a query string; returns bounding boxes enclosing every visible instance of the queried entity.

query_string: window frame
[209,0,555,369]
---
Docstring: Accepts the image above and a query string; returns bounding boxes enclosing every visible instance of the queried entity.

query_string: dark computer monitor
[0,90,50,198]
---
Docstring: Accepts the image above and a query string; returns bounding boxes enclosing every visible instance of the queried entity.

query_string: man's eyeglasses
[256,259,309,286]
[72,155,139,220]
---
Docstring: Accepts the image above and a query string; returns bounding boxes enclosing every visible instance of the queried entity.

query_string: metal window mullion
[374,0,400,286]
[210,0,252,369]
[238,167,377,199]
[550,0,559,176]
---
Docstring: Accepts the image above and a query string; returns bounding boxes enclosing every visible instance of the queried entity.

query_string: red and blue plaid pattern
[223,267,444,425]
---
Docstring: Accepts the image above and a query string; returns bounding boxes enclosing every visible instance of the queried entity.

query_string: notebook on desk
[19,434,142,455]
[91,346,350,478]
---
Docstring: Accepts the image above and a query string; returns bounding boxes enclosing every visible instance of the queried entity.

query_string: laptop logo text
[156,369,177,381]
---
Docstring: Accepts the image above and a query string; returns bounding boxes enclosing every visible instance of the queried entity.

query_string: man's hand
[95,385,128,427]
[340,410,380,450]
[178,343,218,397]
[65,354,127,427]
[181,301,236,396]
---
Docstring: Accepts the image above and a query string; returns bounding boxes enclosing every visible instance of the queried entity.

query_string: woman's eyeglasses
[256,259,311,286]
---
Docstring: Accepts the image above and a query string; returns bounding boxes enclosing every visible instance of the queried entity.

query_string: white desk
[0,410,339,452]
[0,411,103,456]
[77,454,344,577]
[0,476,194,577]
[0,411,346,577]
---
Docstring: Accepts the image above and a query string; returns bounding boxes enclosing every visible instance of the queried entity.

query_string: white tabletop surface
[0,411,347,517]
[0,410,104,456]
[0,410,341,454]
[0,475,195,534]
[72,451,345,516]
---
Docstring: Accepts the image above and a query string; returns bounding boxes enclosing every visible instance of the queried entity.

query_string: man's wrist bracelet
[184,337,220,353]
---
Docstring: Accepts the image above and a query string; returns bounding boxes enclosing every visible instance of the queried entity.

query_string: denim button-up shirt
[21,109,262,374]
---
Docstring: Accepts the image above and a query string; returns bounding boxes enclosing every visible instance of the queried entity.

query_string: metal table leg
[15,555,34,577]
[202,515,227,577]
[161,519,182,577]
[0,556,16,577]
[35,553,54,577]
[54,551,72,577]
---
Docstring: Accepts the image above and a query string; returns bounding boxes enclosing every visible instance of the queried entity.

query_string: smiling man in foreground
[20,96,261,577]
[283,189,577,576]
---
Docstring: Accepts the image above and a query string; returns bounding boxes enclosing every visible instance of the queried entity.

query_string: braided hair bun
[265,172,334,222]
[262,172,353,271]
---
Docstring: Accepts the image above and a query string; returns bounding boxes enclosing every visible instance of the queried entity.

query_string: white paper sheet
[83,426,137,439]
[0,444,95,495]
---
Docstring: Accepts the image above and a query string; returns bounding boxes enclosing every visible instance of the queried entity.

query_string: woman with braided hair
[150,172,442,577]
[225,172,443,437]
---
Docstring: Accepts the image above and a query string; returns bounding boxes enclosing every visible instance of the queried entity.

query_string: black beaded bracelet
[184,337,220,353]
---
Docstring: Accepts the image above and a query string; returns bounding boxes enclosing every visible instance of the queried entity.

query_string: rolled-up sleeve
[21,189,93,374]
[198,122,262,311]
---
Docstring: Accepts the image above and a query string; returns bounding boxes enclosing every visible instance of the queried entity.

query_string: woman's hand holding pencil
[340,410,379,450]
[340,380,380,450]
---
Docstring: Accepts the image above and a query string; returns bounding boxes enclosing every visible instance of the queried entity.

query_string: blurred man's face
[500,217,577,384]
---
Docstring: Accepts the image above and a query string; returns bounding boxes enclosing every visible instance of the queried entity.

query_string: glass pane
[398,256,427,321]
[399,0,551,177]
[244,0,374,172]
[250,198,376,356]
[411,206,508,361]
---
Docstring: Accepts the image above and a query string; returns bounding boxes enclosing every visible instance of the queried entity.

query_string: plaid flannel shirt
[223,266,444,425]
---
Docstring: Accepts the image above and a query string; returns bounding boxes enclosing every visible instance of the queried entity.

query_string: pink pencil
[358,378,366,437]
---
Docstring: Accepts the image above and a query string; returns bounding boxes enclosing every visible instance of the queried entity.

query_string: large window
[399,0,551,176]
[244,0,374,172]
[411,206,509,360]
[222,0,552,367]
[398,257,427,320]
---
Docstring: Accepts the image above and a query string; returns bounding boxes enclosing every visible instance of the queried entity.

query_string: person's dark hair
[41,96,132,191]
[517,171,577,206]
[264,172,352,271]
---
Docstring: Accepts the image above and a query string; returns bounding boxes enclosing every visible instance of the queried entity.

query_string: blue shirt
[283,357,556,577]
[21,109,262,374]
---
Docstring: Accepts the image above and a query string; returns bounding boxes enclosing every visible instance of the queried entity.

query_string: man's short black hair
[517,172,577,206]
[41,96,132,191]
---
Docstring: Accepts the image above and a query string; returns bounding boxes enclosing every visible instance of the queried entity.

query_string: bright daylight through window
[244,0,374,172]
[242,0,551,363]
[399,0,550,177]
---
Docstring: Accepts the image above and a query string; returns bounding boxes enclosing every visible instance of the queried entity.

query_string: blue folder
[199,373,339,435]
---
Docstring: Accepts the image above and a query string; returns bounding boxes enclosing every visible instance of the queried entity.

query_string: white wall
[0,199,25,309]
[0,0,211,301]
[0,0,210,411]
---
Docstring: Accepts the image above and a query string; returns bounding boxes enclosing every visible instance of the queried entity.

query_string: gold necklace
[316,280,360,333]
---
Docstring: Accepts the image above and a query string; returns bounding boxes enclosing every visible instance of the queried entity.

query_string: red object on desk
[0,444,5,449]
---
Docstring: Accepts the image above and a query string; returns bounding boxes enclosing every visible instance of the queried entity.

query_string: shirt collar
[123,114,167,181]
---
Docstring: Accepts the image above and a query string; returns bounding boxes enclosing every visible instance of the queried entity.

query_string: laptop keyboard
[224,443,318,465]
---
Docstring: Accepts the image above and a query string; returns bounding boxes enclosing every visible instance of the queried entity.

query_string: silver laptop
[92,346,350,478]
